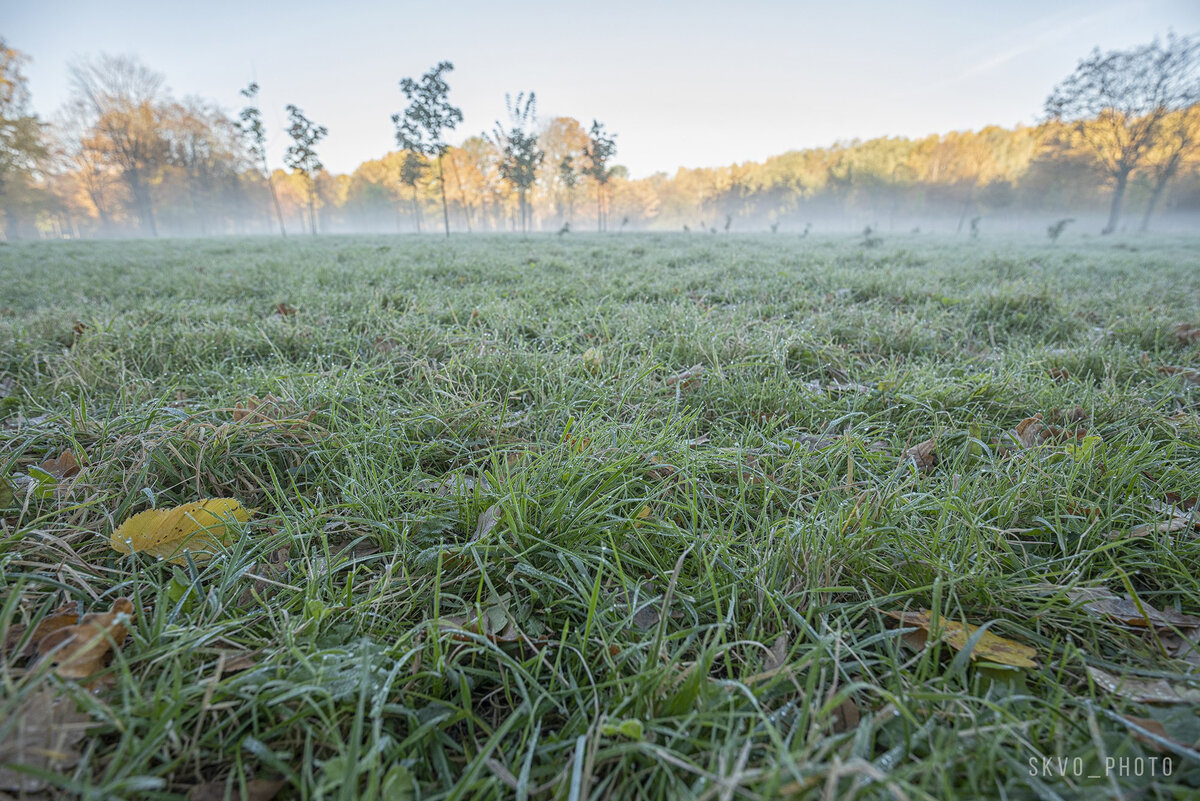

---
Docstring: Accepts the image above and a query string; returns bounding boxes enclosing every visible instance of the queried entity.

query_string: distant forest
[2,37,1198,239]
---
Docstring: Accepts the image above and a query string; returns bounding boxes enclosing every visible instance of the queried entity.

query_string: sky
[6,0,1200,178]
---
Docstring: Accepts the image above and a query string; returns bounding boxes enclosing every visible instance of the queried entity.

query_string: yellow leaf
[111,498,251,564]
[883,609,1038,668]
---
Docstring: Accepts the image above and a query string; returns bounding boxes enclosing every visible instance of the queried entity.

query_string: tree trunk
[410,185,421,233]
[446,155,471,233]
[438,155,450,238]
[597,184,602,232]
[1102,171,1129,235]
[308,178,318,236]
[1137,169,1176,231]
[266,169,287,237]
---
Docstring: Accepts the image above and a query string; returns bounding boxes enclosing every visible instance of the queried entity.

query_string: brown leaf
[1076,590,1200,631]
[664,364,706,389]
[2,603,79,659]
[902,438,937,471]
[1156,365,1200,385]
[1048,367,1070,383]
[1086,666,1200,704]
[273,303,297,317]
[188,778,286,801]
[39,598,133,680]
[1008,414,1050,449]
[830,697,861,734]
[1123,500,1199,539]
[1170,322,1200,346]
[38,450,81,479]
[1120,715,1198,755]
[0,687,90,792]
[883,609,1038,668]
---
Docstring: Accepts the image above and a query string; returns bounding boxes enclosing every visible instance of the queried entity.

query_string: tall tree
[283,104,326,235]
[68,54,167,236]
[1045,33,1200,234]
[238,82,287,236]
[582,120,617,231]
[558,155,578,223]
[0,39,47,240]
[1141,103,1200,231]
[491,92,543,233]
[399,150,427,232]
[393,61,462,237]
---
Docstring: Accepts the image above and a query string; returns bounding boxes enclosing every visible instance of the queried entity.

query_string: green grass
[1,232,1199,800]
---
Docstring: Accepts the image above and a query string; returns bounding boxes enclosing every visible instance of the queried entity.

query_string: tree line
[0,34,1197,239]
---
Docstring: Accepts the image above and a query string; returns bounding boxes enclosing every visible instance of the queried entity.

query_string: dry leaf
[1123,500,1199,540]
[0,687,90,792]
[1120,715,1198,755]
[472,504,501,542]
[1086,666,1200,704]
[902,438,937,471]
[111,498,252,564]
[39,598,133,680]
[664,364,706,389]
[38,450,80,478]
[188,778,286,801]
[883,609,1038,668]
[830,697,861,734]
[1074,590,1200,631]
[581,348,604,372]
[2,603,78,659]
[1008,414,1049,449]
[1170,322,1200,345]
[1048,367,1070,383]
[274,303,297,317]
[1157,365,1200,385]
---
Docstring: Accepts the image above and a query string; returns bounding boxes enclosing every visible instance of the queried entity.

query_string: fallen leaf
[39,598,133,680]
[2,603,79,659]
[188,778,286,801]
[902,438,937,471]
[762,633,790,673]
[111,498,252,564]
[0,687,90,792]
[1170,322,1200,346]
[274,303,296,317]
[1156,365,1200,385]
[1008,414,1050,449]
[1123,500,1200,539]
[72,321,88,340]
[38,450,80,479]
[883,609,1038,668]
[1048,367,1070,383]
[1086,666,1200,704]
[1120,715,1198,755]
[581,347,604,372]
[1073,589,1200,631]
[472,504,501,542]
[830,697,861,734]
[664,364,706,389]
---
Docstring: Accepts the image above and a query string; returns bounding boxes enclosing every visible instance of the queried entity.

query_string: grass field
[1,232,1199,800]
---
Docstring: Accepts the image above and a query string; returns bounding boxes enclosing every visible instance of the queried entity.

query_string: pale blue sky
[7,0,1199,177]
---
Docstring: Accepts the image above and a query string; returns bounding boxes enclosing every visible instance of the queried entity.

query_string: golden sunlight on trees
[3,35,1198,238]
[282,104,326,235]
[0,39,47,240]
[1045,33,1200,234]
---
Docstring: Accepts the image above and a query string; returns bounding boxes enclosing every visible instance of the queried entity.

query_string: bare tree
[283,104,326,235]
[1045,33,1200,234]
[238,82,286,236]
[393,62,462,237]
[68,54,168,236]
[491,92,543,233]
[582,120,617,232]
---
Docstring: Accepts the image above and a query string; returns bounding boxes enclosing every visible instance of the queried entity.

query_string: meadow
[1,232,1199,800]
